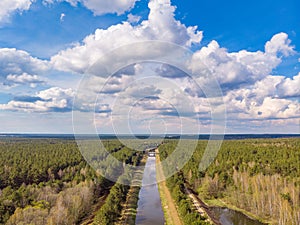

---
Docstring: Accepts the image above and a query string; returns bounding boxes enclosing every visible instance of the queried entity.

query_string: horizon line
[1,133,299,136]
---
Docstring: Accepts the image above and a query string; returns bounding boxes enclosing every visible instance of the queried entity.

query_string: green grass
[118,186,141,225]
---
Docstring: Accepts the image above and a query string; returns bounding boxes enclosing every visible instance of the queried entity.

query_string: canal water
[135,157,165,225]
[211,207,265,225]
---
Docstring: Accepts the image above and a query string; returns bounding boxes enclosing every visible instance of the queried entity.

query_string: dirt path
[185,187,207,216]
[156,151,183,225]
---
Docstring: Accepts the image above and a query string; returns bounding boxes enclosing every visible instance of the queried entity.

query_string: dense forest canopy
[0,137,299,224]
[0,138,145,224]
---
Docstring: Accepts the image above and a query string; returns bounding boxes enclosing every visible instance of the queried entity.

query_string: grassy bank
[116,155,148,225]
[116,185,141,225]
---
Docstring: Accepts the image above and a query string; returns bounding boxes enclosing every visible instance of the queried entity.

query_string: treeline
[92,145,147,225]
[159,138,300,225]
[0,138,144,225]
[0,139,83,188]
[93,179,130,224]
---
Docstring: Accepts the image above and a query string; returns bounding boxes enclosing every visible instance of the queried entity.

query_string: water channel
[135,157,165,225]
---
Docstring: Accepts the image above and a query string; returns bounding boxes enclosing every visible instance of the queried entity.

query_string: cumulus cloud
[248,97,299,120]
[276,73,300,98]
[224,95,299,122]
[100,75,134,94]
[156,64,188,78]
[0,0,33,23]
[0,48,48,87]
[43,0,79,7]
[0,48,48,76]
[127,13,141,23]
[222,73,300,122]
[50,0,203,73]
[0,87,74,112]
[44,0,138,15]
[0,84,113,114]
[125,84,162,99]
[5,73,45,87]
[189,34,294,91]
[0,0,298,133]
[82,0,138,16]
[265,32,295,56]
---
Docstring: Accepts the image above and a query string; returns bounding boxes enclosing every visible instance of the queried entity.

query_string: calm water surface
[135,157,164,225]
[211,207,265,225]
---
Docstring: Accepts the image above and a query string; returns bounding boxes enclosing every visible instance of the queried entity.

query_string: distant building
[146,147,156,157]
[148,152,155,157]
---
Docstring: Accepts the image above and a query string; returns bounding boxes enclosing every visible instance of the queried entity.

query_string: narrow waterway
[210,207,266,225]
[135,157,165,225]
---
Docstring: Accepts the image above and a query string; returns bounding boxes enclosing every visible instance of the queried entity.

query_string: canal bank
[156,153,183,225]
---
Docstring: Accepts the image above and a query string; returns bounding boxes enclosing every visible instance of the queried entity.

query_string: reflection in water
[211,207,265,225]
[135,157,165,225]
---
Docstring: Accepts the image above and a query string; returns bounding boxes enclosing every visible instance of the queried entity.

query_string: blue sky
[0,0,299,134]
[1,0,299,59]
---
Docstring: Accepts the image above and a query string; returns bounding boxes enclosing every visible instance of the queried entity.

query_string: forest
[0,138,144,225]
[0,137,299,225]
[159,138,300,225]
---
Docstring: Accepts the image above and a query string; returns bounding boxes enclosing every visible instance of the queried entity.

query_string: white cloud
[63,0,78,6]
[0,87,74,112]
[189,33,294,91]
[50,0,203,73]
[249,97,299,119]
[42,0,53,5]
[43,0,79,7]
[265,32,295,57]
[224,94,299,121]
[6,73,45,87]
[37,86,73,100]
[60,13,65,22]
[127,13,141,23]
[0,48,48,75]
[82,0,138,16]
[125,84,162,99]
[0,0,298,133]
[100,75,134,94]
[44,0,138,15]
[0,83,112,114]
[0,48,49,87]
[276,73,300,98]
[146,0,202,46]
[252,75,283,101]
[0,0,33,23]
[222,73,300,122]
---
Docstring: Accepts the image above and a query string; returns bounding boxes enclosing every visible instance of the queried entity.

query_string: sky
[0,0,299,134]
